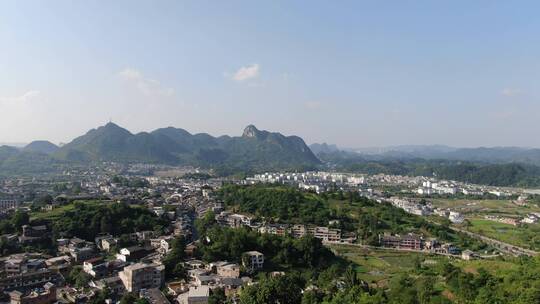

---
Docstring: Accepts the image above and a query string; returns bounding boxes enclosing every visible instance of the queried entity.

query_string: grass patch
[466,218,540,250]
[329,244,448,284]
[30,200,103,221]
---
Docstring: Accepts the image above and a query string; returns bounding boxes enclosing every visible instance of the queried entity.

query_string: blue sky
[1,1,539,147]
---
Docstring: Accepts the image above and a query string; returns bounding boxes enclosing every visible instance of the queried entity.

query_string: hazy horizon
[2,1,540,148]
[1,121,538,151]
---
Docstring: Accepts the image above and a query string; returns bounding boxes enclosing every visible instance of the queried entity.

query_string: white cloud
[0,90,40,104]
[118,68,175,97]
[232,64,260,81]
[501,88,521,97]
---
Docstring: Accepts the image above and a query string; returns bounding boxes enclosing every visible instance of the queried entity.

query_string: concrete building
[449,211,465,224]
[242,251,264,272]
[308,227,341,242]
[216,263,240,278]
[379,234,423,250]
[0,269,59,292]
[0,199,19,212]
[177,285,209,304]
[116,246,148,262]
[119,262,164,293]
[8,282,56,304]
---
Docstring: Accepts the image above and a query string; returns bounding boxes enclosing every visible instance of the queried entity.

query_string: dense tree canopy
[198,225,334,270]
[219,184,335,226]
[51,201,167,240]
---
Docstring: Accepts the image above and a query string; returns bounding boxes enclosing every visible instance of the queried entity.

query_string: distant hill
[0,146,20,163]
[0,145,64,176]
[23,140,59,154]
[54,123,320,170]
[349,145,540,166]
[309,143,340,154]
[316,148,540,187]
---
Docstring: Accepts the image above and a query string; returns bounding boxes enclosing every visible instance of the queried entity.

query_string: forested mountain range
[0,123,320,175]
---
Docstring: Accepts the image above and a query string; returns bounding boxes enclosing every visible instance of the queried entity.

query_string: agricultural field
[465,218,540,250]
[453,256,519,276]
[431,198,540,217]
[330,244,447,286]
[331,243,520,286]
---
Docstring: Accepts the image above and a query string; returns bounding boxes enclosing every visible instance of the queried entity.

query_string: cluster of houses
[387,197,433,216]
[417,181,459,195]
[245,171,524,200]
[484,213,540,226]
[173,251,265,304]
[245,172,365,193]
[214,211,356,243]
[0,227,175,303]
[0,174,281,304]
[416,179,517,198]
[383,197,464,224]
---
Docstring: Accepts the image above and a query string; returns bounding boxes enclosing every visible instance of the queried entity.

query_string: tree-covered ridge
[217,185,486,250]
[0,146,66,176]
[219,184,334,226]
[47,201,167,240]
[196,217,335,270]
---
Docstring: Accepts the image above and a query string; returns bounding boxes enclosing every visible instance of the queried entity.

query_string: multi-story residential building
[0,269,60,292]
[119,262,165,293]
[21,225,48,238]
[215,212,252,228]
[308,227,341,242]
[242,251,264,272]
[258,224,287,236]
[291,225,307,238]
[0,199,19,212]
[4,257,27,275]
[149,236,174,255]
[379,234,423,250]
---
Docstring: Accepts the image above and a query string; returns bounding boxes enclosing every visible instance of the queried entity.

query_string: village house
[8,282,56,304]
[177,285,209,304]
